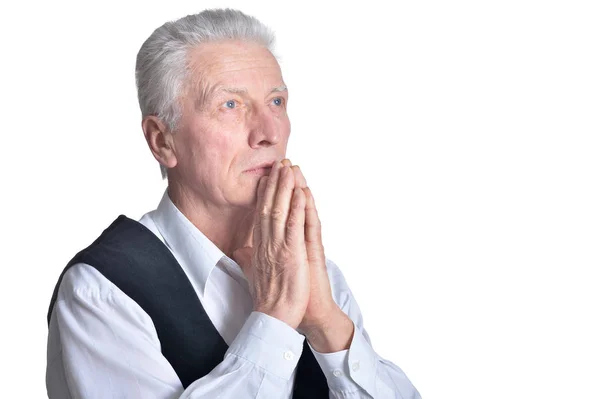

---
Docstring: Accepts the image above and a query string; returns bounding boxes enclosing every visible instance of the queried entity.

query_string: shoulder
[55,212,165,305]
[56,262,117,303]
[52,262,132,321]
[52,262,159,342]
[54,262,155,329]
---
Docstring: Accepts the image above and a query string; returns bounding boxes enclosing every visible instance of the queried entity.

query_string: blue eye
[272,97,282,106]
[224,100,236,109]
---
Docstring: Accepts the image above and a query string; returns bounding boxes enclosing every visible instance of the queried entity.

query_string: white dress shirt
[46,190,420,398]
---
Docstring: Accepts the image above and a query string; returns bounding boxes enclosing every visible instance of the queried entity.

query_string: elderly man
[46,8,420,399]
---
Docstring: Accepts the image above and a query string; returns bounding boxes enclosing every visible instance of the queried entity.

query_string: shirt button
[352,361,360,372]
[333,369,343,377]
[283,351,294,361]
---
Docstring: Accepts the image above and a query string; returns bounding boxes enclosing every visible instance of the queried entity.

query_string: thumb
[232,246,254,277]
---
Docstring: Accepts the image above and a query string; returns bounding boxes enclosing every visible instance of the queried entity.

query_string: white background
[1,0,599,398]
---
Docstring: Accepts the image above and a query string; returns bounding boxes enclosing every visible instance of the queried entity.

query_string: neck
[166,182,255,259]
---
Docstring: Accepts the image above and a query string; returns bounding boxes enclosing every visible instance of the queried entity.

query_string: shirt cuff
[226,311,305,381]
[308,320,378,396]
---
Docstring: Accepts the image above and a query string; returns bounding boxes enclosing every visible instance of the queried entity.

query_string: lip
[245,167,272,175]
[244,161,276,173]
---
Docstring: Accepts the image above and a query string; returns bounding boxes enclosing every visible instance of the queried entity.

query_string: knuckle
[266,243,285,261]
[266,244,292,265]
[292,190,305,206]
[264,251,278,268]
[277,251,291,267]
[286,217,297,230]
[287,209,301,225]
[259,205,270,219]
[271,207,285,220]
[314,242,325,253]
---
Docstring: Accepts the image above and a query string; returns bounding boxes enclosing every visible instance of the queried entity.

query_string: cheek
[278,116,291,143]
[182,118,234,164]
[215,109,245,125]
[200,132,238,176]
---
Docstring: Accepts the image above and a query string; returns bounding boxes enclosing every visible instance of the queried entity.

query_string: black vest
[47,215,328,398]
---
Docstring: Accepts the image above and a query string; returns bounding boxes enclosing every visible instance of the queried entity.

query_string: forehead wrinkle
[217,53,280,68]
[186,49,226,111]
[192,74,220,111]
[187,58,286,110]
[187,50,284,106]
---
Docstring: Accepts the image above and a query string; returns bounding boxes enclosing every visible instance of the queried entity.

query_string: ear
[141,116,177,171]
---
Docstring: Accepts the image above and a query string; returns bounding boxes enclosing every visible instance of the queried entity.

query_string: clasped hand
[233,160,353,352]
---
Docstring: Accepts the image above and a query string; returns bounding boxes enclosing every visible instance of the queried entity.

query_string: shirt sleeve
[46,263,304,399]
[306,259,422,399]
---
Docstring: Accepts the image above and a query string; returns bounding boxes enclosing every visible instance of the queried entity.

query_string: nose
[248,106,283,148]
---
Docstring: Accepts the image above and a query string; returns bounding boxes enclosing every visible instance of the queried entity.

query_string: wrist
[255,306,302,329]
[303,308,354,353]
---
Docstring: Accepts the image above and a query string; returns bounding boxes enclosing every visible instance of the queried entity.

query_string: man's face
[171,40,290,209]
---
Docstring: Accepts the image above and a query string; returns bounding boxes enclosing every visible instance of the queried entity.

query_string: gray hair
[135,9,276,178]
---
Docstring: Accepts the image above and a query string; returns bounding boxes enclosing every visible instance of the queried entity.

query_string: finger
[303,187,322,246]
[281,158,292,168]
[286,187,307,249]
[260,160,285,243]
[291,165,307,188]
[253,176,268,249]
[272,165,296,243]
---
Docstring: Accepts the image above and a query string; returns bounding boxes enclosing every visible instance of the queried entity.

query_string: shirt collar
[151,189,226,298]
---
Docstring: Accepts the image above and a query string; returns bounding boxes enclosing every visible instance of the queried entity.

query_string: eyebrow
[222,87,248,95]
[221,84,288,95]
[270,84,288,93]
